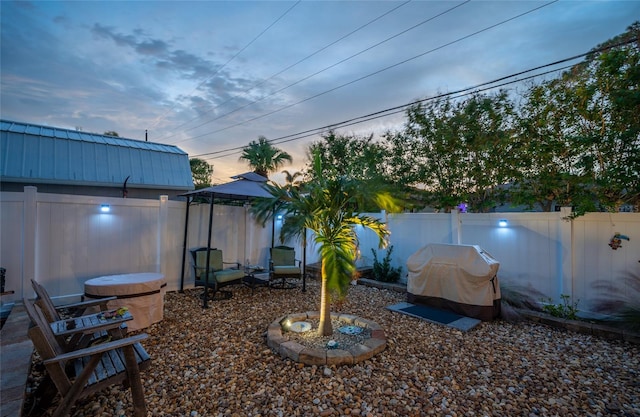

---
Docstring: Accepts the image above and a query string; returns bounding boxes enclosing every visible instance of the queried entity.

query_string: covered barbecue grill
[406,243,501,321]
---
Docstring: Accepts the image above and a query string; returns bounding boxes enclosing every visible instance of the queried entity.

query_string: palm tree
[239,136,292,178]
[281,169,303,189]
[252,152,399,336]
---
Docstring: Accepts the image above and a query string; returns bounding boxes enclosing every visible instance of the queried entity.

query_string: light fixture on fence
[498,219,508,227]
[100,204,111,213]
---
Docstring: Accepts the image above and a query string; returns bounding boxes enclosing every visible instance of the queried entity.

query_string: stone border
[266,311,386,366]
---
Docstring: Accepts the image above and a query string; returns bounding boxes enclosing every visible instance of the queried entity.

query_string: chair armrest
[51,312,132,337]
[43,333,149,364]
[56,297,117,313]
[222,261,241,269]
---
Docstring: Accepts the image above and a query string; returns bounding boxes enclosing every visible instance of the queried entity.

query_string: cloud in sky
[1,1,638,183]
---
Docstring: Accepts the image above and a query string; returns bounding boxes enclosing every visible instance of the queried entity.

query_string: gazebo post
[302,229,307,293]
[179,196,191,293]
[203,194,215,308]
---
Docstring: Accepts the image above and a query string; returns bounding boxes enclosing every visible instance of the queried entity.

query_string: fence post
[157,195,169,276]
[22,186,38,299]
[558,206,573,302]
[450,208,461,244]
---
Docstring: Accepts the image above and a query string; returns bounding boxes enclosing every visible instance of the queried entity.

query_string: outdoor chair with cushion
[190,247,244,300]
[269,245,302,289]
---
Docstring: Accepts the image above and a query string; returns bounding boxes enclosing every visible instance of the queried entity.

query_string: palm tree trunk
[318,261,333,336]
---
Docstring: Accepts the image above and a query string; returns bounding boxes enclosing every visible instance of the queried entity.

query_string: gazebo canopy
[180,172,272,205]
[179,172,274,307]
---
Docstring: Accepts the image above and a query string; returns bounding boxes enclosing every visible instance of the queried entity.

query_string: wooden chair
[31,279,114,323]
[24,298,151,417]
[31,279,129,350]
[269,245,302,289]
[190,247,245,300]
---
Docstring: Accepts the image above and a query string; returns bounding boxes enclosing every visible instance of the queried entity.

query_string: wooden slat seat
[24,298,152,417]
[31,279,129,350]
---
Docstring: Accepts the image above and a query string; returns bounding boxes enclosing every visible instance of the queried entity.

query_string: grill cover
[406,244,501,321]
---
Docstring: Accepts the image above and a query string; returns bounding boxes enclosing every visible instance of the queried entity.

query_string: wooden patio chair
[31,279,129,350]
[190,247,245,300]
[269,245,302,289]
[31,279,114,322]
[23,298,152,417]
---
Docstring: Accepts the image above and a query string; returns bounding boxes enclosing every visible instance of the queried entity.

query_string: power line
[188,0,559,153]
[197,63,576,161]
[157,0,414,142]
[193,35,635,160]
[169,0,470,145]
[148,1,301,130]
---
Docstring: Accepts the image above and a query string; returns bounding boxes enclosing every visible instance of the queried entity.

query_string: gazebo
[178,172,273,307]
[179,172,307,307]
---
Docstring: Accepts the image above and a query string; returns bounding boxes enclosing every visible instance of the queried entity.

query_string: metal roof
[181,172,271,204]
[1,120,194,190]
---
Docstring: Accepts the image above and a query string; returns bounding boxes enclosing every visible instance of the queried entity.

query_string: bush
[371,246,402,283]
[542,294,579,320]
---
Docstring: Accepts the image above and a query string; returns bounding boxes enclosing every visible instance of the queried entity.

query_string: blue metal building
[0,120,194,199]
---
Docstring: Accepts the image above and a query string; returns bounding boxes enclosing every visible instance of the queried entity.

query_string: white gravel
[26,280,640,417]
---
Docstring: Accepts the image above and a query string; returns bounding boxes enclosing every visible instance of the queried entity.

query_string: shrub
[542,294,579,320]
[371,246,402,283]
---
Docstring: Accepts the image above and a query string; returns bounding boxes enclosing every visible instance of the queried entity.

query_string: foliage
[378,23,640,215]
[391,90,517,212]
[370,246,402,283]
[103,131,119,137]
[542,294,579,320]
[189,158,213,189]
[251,150,400,336]
[307,131,387,182]
[239,136,292,178]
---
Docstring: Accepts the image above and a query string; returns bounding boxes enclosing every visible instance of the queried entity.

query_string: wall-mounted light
[498,219,508,227]
[276,214,283,221]
[100,204,111,213]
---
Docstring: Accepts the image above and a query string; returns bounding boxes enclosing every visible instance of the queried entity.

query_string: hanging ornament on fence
[608,232,630,250]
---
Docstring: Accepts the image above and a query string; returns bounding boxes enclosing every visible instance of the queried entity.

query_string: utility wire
[148,1,301,130]
[172,0,472,145]
[193,35,635,160]
[198,63,576,161]
[187,0,558,150]
[170,0,470,144]
[157,0,414,142]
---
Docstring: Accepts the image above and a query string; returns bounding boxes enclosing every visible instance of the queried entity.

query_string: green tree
[511,78,589,212]
[239,136,292,178]
[281,169,303,189]
[570,22,640,211]
[103,131,119,137]
[251,151,399,336]
[398,91,516,212]
[190,158,213,189]
[306,131,387,182]
[511,22,640,214]
[306,131,418,211]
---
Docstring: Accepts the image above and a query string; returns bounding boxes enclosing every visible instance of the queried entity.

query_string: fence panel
[2,187,638,316]
[573,213,640,315]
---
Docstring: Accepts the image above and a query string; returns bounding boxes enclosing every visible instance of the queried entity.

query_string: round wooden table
[84,272,165,331]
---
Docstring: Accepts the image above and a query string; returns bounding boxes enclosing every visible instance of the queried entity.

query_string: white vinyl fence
[2,187,639,316]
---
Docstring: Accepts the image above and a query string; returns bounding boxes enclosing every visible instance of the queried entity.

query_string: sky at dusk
[1,1,638,184]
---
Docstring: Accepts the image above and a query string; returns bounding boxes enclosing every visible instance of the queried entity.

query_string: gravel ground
[26,280,639,417]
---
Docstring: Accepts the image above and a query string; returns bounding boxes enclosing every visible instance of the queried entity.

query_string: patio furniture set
[190,245,304,301]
